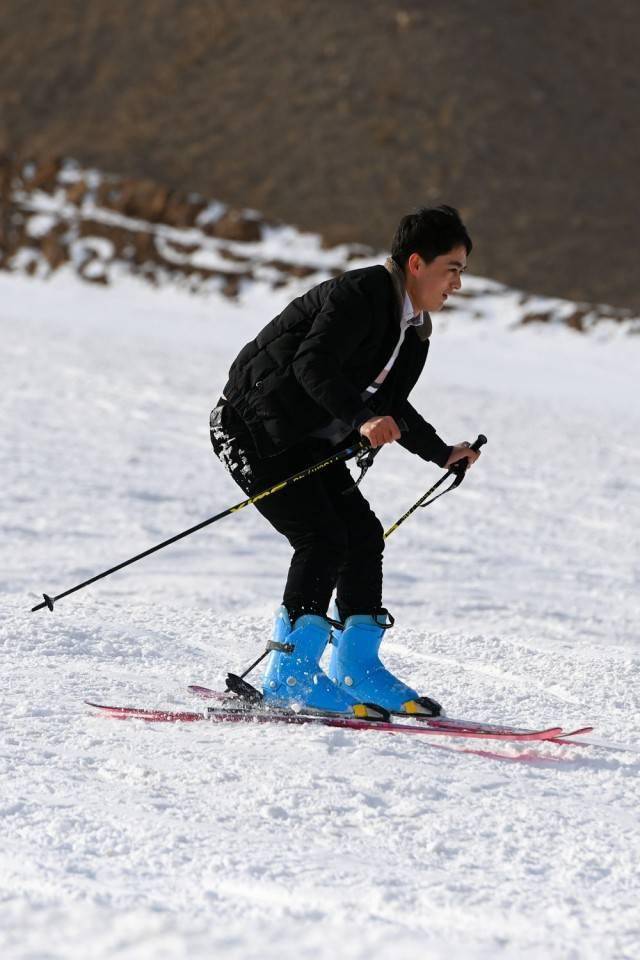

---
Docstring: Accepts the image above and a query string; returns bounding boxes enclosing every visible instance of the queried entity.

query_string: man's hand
[359,415,401,449]
[445,441,481,471]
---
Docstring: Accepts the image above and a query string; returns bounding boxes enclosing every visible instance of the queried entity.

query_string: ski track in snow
[1,269,640,960]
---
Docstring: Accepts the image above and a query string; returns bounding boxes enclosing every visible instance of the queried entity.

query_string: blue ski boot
[328,609,442,716]
[262,606,385,717]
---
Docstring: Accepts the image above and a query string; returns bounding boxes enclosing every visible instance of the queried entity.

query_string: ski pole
[384,434,487,539]
[31,436,371,614]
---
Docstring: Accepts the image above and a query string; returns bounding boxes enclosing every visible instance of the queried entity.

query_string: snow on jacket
[221,263,451,466]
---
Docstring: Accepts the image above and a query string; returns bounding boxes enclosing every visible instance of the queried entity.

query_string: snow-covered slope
[1,260,639,960]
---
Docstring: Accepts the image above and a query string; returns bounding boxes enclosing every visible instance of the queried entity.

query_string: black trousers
[210,398,384,622]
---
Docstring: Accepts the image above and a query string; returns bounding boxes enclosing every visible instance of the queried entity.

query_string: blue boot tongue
[288,614,333,663]
[341,614,386,666]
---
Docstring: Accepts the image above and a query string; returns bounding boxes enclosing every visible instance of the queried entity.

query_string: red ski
[186,684,593,740]
[84,699,574,742]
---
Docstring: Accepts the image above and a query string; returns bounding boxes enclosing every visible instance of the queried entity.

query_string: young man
[210,205,480,717]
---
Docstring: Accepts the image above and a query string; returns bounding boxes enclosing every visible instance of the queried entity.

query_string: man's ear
[406,252,422,275]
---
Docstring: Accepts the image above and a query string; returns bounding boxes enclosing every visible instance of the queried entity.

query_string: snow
[25,213,58,239]
[1,261,639,960]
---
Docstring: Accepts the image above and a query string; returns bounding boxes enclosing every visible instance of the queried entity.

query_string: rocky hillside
[2,155,637,335]
[0,155,370,296]
[1,1,639,310]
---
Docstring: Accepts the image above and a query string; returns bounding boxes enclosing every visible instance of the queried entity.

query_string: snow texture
[1,257,639,960]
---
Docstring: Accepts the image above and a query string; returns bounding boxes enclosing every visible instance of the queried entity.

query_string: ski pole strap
[384,434,487,539]
[341,444,381,494]
[342,417,409,494]
[31,436,370,613]
[415,437,485,510]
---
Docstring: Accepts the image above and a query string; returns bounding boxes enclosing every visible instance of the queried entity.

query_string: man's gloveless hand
[445,442,481,470]
[359,415,402,449]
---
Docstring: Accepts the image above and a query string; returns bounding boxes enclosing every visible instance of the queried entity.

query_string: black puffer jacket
[222,264,451,466]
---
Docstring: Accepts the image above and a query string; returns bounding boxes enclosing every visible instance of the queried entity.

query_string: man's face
[405,244,468,312]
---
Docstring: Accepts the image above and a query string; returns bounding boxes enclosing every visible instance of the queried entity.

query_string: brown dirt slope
[1,0,638,308]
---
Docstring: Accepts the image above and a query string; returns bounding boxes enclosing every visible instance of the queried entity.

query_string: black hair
[391,205,472,268]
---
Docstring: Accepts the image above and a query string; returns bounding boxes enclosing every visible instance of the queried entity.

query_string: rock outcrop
[0,155,362,296]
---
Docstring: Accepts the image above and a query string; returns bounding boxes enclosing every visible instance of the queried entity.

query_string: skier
[210,205,480,717]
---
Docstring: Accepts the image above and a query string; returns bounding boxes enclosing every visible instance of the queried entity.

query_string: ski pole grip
[450,433,487,480]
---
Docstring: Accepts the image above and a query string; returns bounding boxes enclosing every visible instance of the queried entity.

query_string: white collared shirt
[365,292,423,395]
